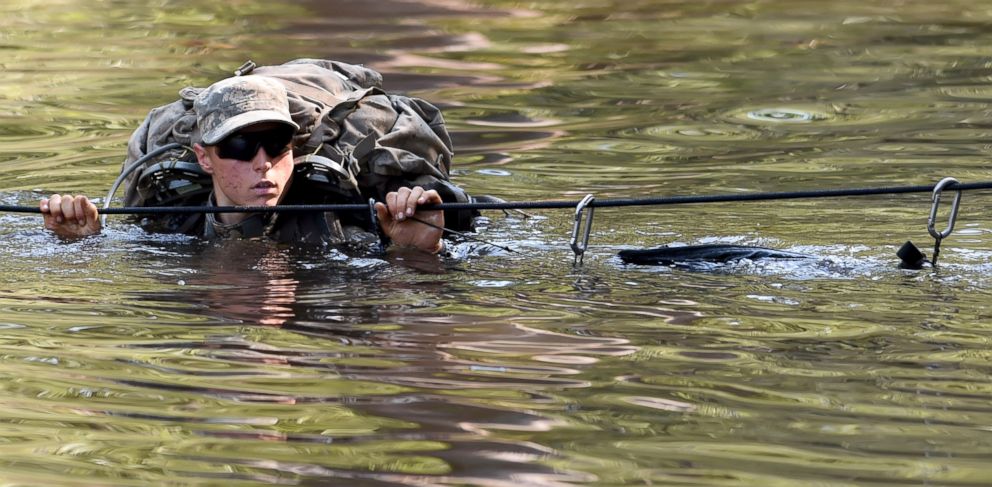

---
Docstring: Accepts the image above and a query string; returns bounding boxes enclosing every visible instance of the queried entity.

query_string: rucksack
[115,58,474,233]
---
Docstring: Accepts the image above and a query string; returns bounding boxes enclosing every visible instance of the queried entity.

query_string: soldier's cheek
[224,174,249,192]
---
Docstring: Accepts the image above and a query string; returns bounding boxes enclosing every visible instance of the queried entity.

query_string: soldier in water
[40,62,459,255]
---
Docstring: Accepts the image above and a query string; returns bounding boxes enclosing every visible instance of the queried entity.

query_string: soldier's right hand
[40,194,102,238]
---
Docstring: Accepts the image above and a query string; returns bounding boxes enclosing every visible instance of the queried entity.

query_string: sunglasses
[215,127,294,161]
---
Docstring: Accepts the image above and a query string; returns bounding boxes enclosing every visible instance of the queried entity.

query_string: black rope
[407,215,517,253]
[8,180,992,215]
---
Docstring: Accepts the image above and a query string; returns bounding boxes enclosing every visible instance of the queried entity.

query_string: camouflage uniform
[120,59,474,245]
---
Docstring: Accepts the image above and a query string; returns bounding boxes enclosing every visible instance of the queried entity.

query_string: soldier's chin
[250,194,281,206]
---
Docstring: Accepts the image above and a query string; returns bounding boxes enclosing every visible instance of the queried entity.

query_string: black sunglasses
[215,127,294,161]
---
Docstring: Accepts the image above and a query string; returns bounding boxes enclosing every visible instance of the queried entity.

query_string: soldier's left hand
[374,186,444,254]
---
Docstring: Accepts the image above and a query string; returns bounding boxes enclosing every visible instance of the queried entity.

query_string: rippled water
[3,0,992,485]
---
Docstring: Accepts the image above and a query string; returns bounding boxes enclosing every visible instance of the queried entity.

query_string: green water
[2,0,992,485]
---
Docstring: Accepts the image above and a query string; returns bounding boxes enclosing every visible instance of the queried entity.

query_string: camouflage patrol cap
[195,75,299,145]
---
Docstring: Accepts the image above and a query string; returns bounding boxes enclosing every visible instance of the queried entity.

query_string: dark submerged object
[618,244,812,266]
[896,240,928,270]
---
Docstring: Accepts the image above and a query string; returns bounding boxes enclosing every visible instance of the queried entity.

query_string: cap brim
[201,110,300,145]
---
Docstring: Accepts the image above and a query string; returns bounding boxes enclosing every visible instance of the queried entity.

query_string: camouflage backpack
[115,58,473,233]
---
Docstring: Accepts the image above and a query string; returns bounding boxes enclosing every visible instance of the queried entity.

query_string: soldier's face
[195,123,295,209]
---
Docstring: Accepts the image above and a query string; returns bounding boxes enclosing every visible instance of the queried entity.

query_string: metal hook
[928,177,961,240]
[368,198,379,233]
[368,198,389,251]
[927,177,962,266]
[570,194,595,265]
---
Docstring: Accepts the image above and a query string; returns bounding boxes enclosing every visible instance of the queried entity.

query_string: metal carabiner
[368,197,389,251]
[570,194,595,265]
[928,177,961,240]
[927,177,962,266]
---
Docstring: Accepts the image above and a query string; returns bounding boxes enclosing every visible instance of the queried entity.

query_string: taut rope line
[5,179,992,215]
[10,177,986,265]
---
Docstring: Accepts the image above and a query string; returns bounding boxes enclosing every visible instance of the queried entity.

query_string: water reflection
[95,239,636,484]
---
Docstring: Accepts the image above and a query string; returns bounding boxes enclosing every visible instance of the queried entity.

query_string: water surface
[2,0,992,485]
